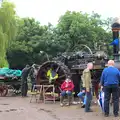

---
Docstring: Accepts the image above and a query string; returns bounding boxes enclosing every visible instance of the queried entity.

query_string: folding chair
[29,85,43,103]
[43,85,57,103]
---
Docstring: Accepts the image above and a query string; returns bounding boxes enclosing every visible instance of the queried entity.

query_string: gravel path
[0,97,119,120]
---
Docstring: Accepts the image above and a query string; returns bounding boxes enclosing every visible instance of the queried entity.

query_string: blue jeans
[85,89,92,112]
[77,92,87,105]
[61,91,72,96]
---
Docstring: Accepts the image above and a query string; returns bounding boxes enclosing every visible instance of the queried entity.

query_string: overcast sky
[9,0,120,25]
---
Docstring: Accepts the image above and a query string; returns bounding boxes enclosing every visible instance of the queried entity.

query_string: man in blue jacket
[100,60,120,117]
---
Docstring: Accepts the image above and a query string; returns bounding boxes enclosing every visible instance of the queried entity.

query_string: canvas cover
[0,67,22,77]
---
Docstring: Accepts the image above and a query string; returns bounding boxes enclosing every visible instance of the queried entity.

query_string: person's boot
[60,96,64,107]
[81,104,85,108]
[66,96,70,106]
[114,114,118,117]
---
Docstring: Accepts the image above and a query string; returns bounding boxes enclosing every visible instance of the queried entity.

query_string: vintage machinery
[37,49,108,97]
[37,17,120,97]
[111,17,120,68]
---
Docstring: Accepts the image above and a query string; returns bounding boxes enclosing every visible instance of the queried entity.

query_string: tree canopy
[0,1,18,67]
[1,1,113,69]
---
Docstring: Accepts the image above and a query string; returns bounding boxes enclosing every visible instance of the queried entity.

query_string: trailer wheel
[0,85,8,97]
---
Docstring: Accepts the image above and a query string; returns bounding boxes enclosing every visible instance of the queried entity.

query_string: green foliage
[0,1,18,67]
[7,11,112,69]
[57,11,111,51]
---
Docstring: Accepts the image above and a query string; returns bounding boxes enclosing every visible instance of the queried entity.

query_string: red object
[0,76,5,80]
[61,80,74,91]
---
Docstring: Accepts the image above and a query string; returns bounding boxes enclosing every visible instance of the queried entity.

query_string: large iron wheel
[0,85,8,97]
[37,61,70,97]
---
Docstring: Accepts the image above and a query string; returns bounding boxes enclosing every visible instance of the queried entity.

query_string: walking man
[100,60,120,117]
[82,62,93,112]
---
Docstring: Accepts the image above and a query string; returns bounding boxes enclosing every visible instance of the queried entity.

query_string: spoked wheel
[8,84,21,95]
[37,61,70,99]
[12,83,21,95]
[0,85,8,97]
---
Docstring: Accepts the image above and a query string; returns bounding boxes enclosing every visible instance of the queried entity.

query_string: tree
[7,11,112,69]
[56,11,112,52]
[0,1,18,67]
[7,18,49,68]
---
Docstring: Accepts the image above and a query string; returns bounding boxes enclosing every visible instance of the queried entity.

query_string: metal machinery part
[0,76,21,96]
[37,61,70,94]
[112,17,120,69]
[36,17,120,96]
[37,50,107,96]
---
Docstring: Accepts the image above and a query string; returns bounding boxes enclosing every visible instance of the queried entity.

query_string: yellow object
[47,69,58,82]
[44,92,59,97]
[28,91,40,95]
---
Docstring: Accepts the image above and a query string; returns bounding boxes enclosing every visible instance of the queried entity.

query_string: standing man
[21,65,31,97]
[82,62,93,112]
[29,64,37,91]
[100,60,120,117]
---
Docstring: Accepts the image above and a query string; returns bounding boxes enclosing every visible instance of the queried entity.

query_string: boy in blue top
[100,60,120,117]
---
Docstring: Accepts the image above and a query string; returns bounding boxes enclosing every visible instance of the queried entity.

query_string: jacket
[100,66,120,86]
[61,80,74,91]
[82,68,92,91]
[21,67,31,79]
[47,69,58,80]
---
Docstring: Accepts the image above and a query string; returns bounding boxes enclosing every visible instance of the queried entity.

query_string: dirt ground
[0,96,119,120]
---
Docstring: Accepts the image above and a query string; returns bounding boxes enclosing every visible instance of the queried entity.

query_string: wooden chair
[43,85,57,103]
[29,85,43,103]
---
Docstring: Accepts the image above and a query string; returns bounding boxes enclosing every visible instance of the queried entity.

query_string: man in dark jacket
[100,60,120,117]
[29,64,38,91]
[21,65,31,97]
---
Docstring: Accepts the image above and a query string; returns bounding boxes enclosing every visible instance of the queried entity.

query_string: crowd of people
[59,60,120,117]
[21,60,120,117]
[21,64,39,97]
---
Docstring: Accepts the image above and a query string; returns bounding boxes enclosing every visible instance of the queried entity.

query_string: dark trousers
[92,83,99,99]
[31,78,36,91]
[21,79,28,97]
[85,89,92,112]
[31,82,36,91]
[104,85,119,115]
